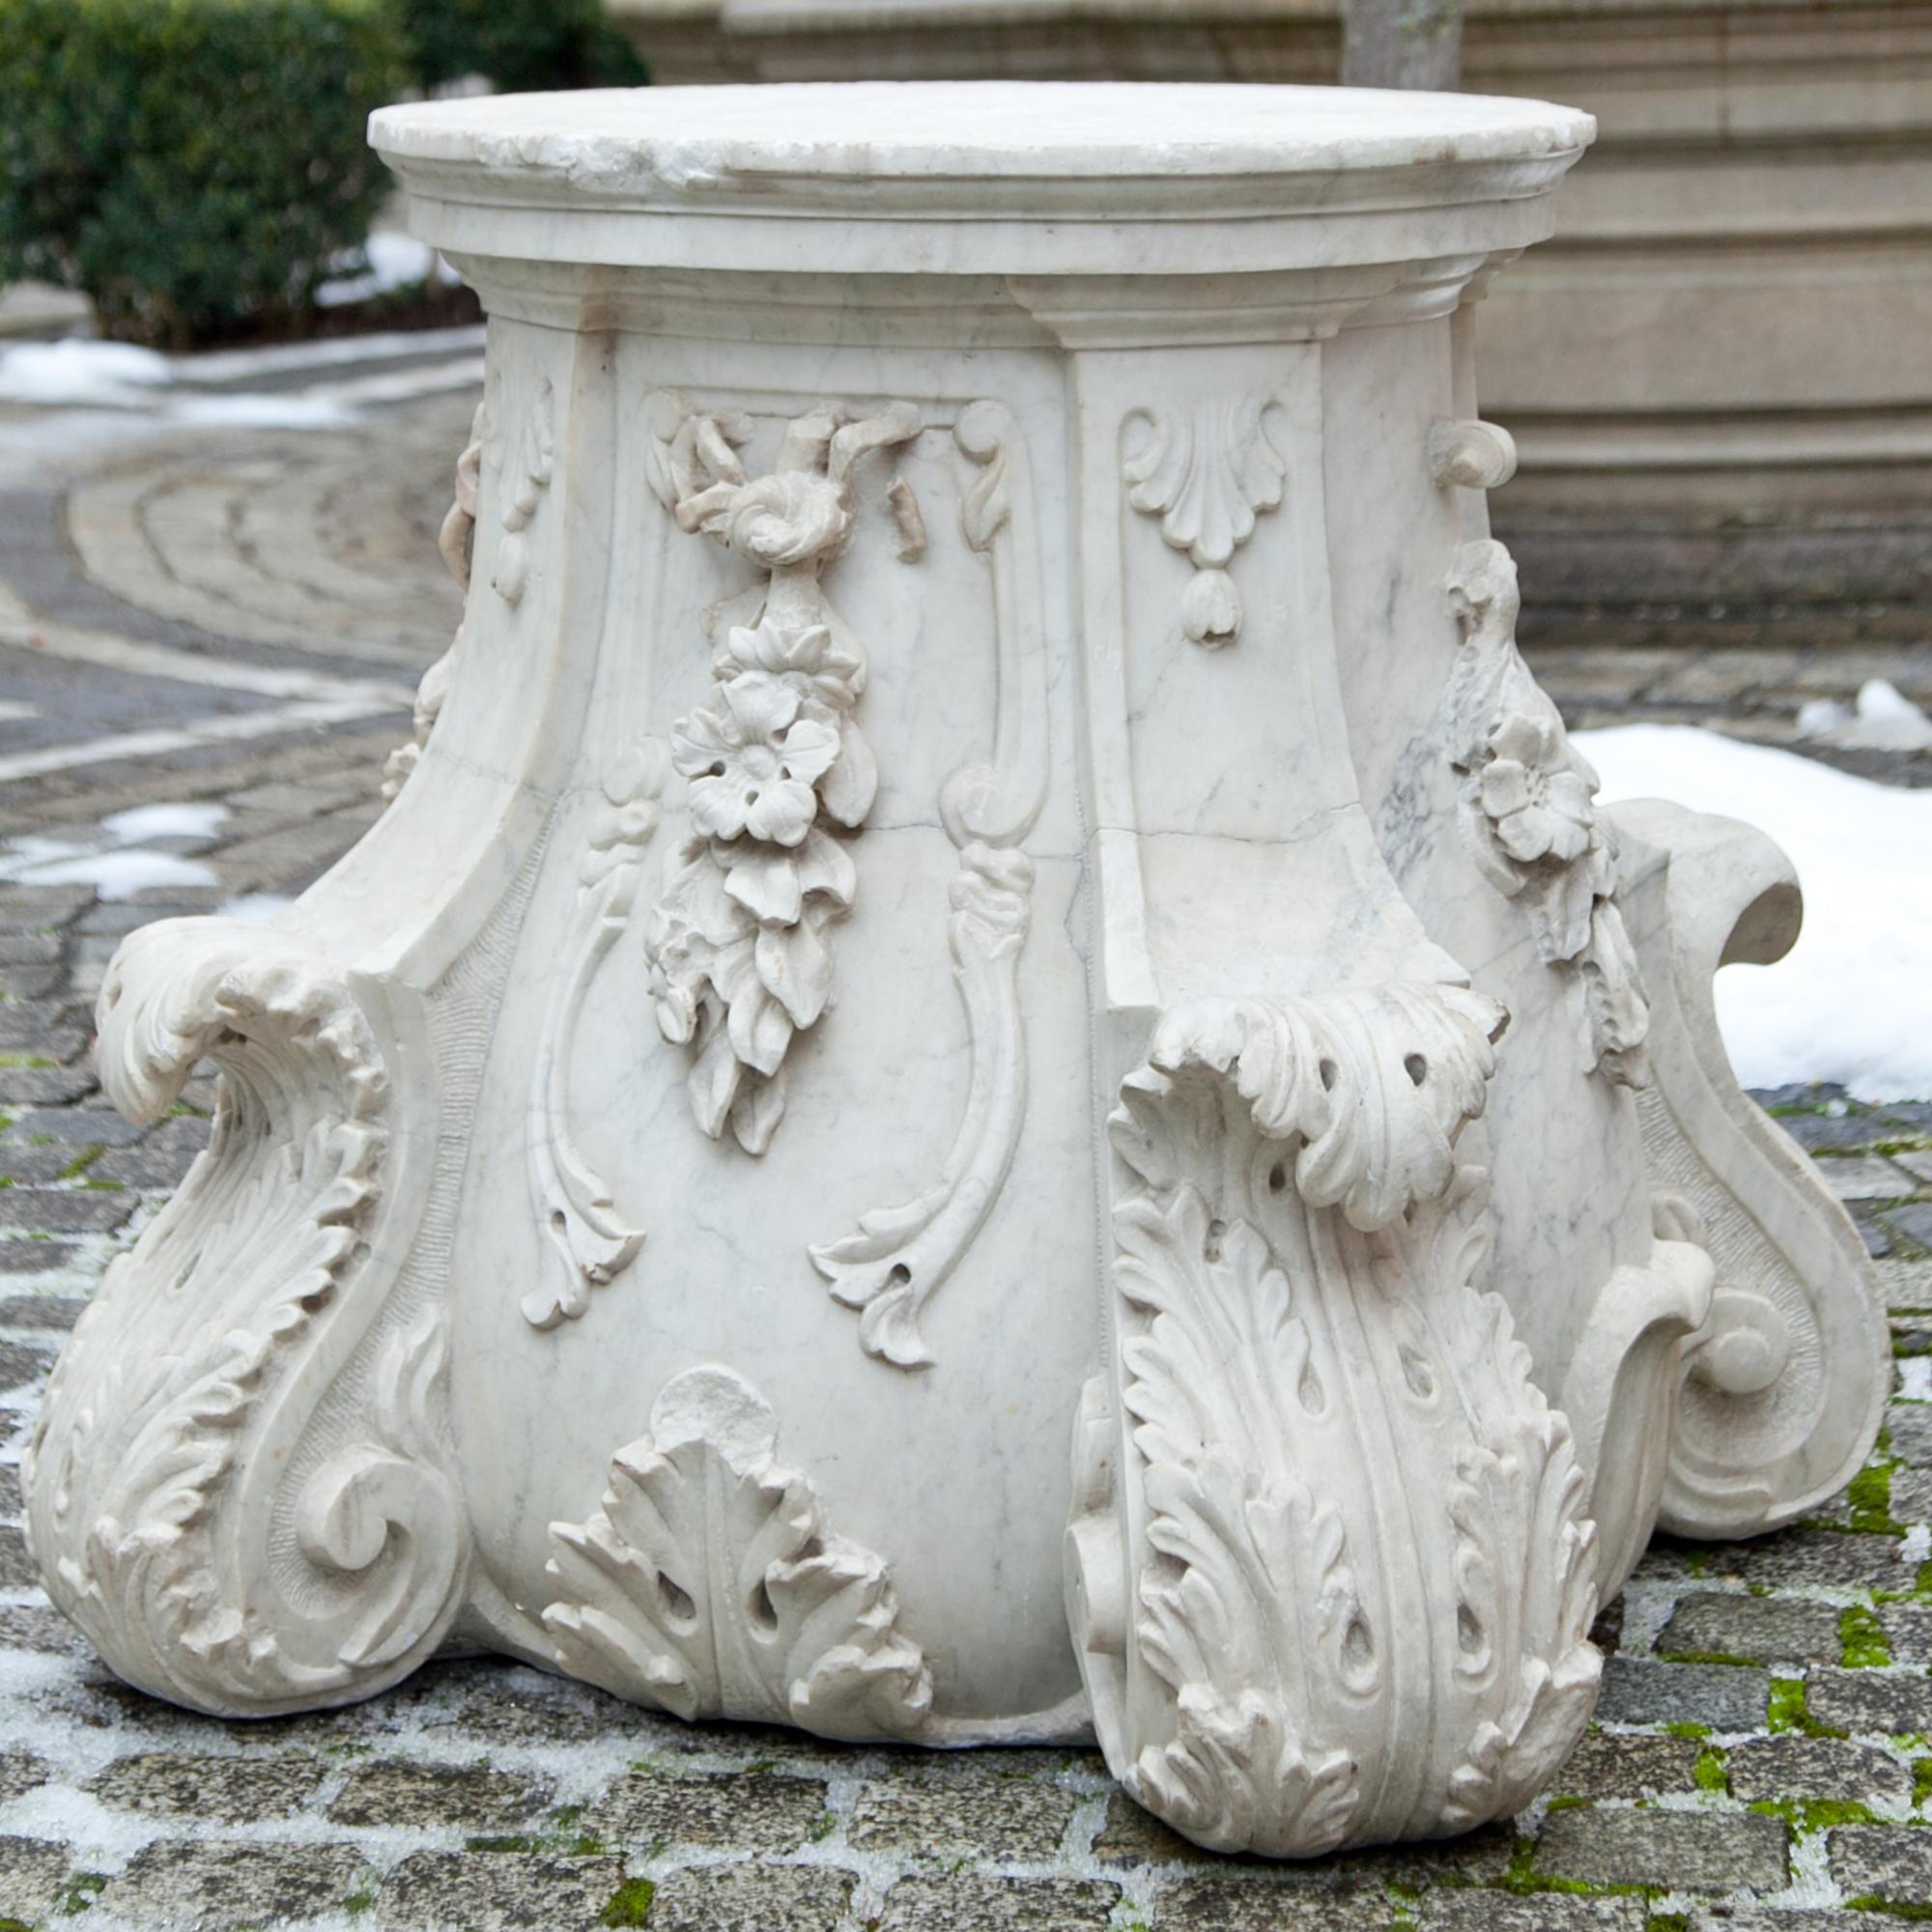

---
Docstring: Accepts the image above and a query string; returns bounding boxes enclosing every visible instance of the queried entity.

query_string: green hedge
[398,0,643,94]
[0,0,412,346]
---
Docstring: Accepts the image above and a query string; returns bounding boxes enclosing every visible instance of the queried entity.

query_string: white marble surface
[24,82,1885,1862]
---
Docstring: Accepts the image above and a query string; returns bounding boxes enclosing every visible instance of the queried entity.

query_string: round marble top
[372,81,1595,278]
[372,81,1593,182]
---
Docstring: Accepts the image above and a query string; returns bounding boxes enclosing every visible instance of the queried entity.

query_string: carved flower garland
[1445,539,1651,1087]
[642,394,918,1155]
[649,618,872,1153]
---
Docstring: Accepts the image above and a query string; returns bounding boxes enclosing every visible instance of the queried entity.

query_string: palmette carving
[1445,539,1650,1087]
[23,922,468,1714]
[524,742,668,1330]
[643,395,920,1152]
[1122,391,1289,646]
[542,1365,933,1741]
[1069,985,1601,1855]
[811,403,1048,1368]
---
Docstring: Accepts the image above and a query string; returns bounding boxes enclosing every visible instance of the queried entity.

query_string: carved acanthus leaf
[1445,539,1651,1087]
[1122,392,1289,647]
[24,921,468,1713]
[542,1365,932,1742]
[643,395,920,1153]
[1074,983,1601,1856]
[524,741,668,1330]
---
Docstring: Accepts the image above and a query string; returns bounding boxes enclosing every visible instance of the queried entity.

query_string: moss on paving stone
[1844,1604,1898,1667]
[600,1876,654,1927]
[1769,1675,1843,1736]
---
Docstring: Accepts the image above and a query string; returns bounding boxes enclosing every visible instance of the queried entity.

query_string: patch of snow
[0,339,170,409]
[1578,724,1932,1102]
[0,801,227,900]
[1796,677,1932,752]
[178,324,483,384]
[214,892,291,924]
[8,849,215,900]
[315,232,458,309]
[100,802,228,842]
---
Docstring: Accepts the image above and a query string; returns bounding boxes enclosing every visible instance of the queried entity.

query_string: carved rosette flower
[1479,712,1595,865]
[1445,539,1651,1087]
[676,667,842,848]
[642,397,919,1153]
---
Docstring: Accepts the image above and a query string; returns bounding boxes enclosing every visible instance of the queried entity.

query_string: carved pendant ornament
[642,397,921,1154]
[23,80,1892,1877]
[1122,391,1289,647]
[1444,539,1651,1087]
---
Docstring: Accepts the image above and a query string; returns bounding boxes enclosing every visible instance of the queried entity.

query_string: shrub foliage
[0,0,411,346]
[397,0,643,93]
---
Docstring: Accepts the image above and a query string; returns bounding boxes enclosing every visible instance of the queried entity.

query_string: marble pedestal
[25,83,1889,1859]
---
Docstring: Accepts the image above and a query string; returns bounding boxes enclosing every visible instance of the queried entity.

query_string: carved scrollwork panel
[641,394,921,1153]
[1609,799,1888,1537]
[1067,984,1602,1855]
[811,402,1048,1369]
[523,741,668,1330]
[1444,538,1651,1088]
[542,1364,933,1742]
[23,921,468,1715]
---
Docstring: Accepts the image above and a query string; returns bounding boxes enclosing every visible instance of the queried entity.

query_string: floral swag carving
[1445,539,1650,1087]
[543,1363,933,1741]
[22,922,468,1714]
[1068,984,1602,1855]
[642,397,921,1153]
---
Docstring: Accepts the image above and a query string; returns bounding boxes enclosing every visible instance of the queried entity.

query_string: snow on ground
[0,317,481,428]
[0,803,226,900]
[316,231,459,308]
[1578,724,1932,1102]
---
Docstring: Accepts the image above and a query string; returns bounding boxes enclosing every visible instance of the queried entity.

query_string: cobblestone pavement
[1,374,1931,1928]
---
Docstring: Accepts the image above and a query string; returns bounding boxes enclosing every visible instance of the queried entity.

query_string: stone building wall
[606,0,1932,625]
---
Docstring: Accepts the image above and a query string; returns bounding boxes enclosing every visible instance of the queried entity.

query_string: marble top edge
[369,82,1597,185]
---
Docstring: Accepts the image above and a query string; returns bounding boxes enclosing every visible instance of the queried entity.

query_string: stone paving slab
[0,358,1930,1928]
